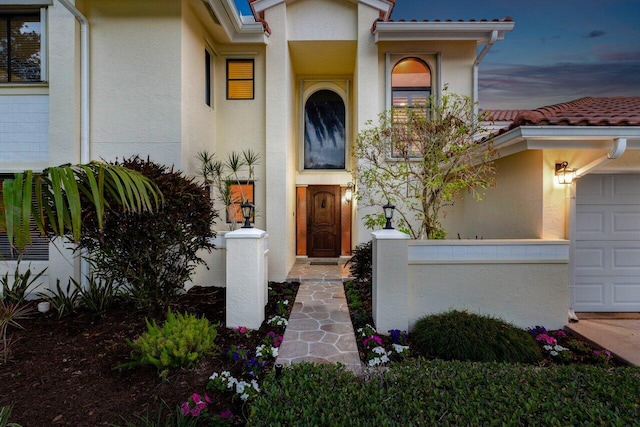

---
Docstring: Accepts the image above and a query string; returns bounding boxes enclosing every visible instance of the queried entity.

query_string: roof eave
[206,0,269,44]
[491,126,640,157]
[373,21,514,43]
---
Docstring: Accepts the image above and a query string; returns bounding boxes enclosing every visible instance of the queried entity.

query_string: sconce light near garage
[555,161,576,185]
[383,201,395,230]
[241,201,254,228]
[345,182,354,203]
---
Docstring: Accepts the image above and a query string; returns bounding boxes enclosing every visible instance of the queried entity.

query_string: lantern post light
[241,201,254,228]
[383,201,395,230]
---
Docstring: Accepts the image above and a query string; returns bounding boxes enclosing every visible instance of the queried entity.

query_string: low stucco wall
[372,235,570,333]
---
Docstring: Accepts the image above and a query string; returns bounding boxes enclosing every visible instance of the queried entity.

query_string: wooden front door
[307,185,341,257]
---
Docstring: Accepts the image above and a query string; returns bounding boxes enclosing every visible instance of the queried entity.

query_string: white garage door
[574,174,640,312]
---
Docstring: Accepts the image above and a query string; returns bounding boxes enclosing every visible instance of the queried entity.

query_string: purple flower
[528,325,547,335]
[220,410,233,419]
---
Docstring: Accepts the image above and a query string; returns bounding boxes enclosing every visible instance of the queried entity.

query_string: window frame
[299,80,350,172]
[205,49,212,107]
[0,7,47,84]
[226,58,254,100]
[386,53,439,160]
[225,180,255,224]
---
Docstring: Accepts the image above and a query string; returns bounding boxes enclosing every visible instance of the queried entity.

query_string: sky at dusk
[234,0,640,110]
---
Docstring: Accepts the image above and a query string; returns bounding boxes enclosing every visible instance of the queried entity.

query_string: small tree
[353,90,496,239]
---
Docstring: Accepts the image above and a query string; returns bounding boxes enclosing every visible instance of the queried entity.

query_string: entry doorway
[296,185,352,258]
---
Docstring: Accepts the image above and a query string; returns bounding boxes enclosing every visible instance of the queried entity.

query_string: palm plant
[0,162,163,251]
[197,149,260,229]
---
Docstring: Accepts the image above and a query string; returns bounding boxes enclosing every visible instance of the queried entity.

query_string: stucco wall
[180,0,218,177]
[84,0,182,166]
[287,0,357,41]
[443,150,544,239]
[372,236,570,332]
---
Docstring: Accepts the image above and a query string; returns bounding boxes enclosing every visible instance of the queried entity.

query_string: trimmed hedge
[249,360,640,425]
[411,309,542,363]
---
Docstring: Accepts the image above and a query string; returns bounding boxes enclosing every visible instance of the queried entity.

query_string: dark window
[304,89,346,170]
[226,59,254,100]
[205,49,211,107]
[0,174,49,261]
[0,12,42,83]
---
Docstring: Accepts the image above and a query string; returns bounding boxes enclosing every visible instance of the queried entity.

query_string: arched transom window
[391,58,431,108]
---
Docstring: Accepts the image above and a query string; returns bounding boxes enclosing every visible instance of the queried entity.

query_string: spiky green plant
[0,299,34,363]
[0,162,163,250]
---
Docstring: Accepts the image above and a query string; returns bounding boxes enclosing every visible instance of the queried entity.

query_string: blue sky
[234,0,640,109]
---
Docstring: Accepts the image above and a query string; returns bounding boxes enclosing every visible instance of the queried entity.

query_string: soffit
[372,19,514,43]
[289,40,356,75]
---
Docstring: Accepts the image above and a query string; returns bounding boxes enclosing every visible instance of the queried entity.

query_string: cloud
[478,60,640,109]
[582,30,606,38]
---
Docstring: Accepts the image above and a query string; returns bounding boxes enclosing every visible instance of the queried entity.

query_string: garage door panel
[575,277,640,311]
[613,282,640,305]
[576,209,606,238]
[613,175,640,201]
[613,211,640,238]
[575,174,640,312]
[613,247,640,270]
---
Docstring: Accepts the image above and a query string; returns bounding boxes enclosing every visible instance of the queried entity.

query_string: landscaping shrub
[411,309,542,363]
[345,240,372,283]
[0,298,33,363]
[75,156,218,314]
[250,359,640,425]
[122,309,219,375]
[37,279,79,319]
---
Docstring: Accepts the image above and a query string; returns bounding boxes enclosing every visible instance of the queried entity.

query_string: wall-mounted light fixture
[555,161,576,185]
[345,182,353,203]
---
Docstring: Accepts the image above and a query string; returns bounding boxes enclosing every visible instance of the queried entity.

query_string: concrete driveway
[566,316,640,366]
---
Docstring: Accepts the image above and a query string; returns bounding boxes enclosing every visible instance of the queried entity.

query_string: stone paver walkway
[276,278,362,374]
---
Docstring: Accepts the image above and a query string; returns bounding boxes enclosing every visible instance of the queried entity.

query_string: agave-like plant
[0,162,163,251]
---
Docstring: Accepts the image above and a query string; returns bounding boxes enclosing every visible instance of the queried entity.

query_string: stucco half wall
[372,234,570,333]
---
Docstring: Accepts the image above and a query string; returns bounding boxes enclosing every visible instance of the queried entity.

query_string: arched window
[391,58,431,109]
[303,89,346,170]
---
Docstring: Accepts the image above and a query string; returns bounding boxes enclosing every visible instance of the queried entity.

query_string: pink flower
[220,410,233,419]
[536,334,557,345]
[555,330,567,337]
[605,350,611,356]
[363,335,383,347]
[181,402,190,416]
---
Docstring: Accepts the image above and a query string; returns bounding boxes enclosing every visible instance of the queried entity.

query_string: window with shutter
[227,59,254,100]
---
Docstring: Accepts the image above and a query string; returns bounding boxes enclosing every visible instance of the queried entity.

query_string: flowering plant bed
[0,282,298,426]
[344,280,623,367]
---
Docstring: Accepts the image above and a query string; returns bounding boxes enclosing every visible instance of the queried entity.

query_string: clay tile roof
[483,109,528,121]
[487,97,640,137]
[511,97,640,128]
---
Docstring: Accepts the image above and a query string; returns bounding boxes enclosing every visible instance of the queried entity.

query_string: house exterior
[4,0,638,326]
[0,0,514,287]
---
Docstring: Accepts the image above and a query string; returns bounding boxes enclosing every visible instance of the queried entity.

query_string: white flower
[392,344,409,354]
[271,347,279,358]
[251,379,260,392]
[283,299,289,305]
[543,345,552,351]
[209,372,219,380]
[240,393,249,401]
[372,346,387,355]
[550,351,558,356]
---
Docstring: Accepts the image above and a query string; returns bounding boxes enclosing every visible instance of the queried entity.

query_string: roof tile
[489,97,640,135]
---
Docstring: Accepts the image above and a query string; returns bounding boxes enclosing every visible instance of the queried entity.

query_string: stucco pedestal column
[225,228,269,330]
[371,229,410,334]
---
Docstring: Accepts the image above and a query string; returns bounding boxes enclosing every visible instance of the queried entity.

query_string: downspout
[568,137,627,322]
[57,0,91,285]
[472,30,497,117]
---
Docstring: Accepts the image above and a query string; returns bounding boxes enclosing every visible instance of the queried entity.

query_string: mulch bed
[0,282,298,426]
